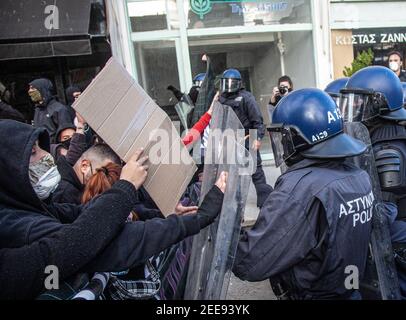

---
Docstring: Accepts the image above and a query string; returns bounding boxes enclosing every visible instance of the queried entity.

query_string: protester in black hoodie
[65,85,81,121]
[28,78,73,143]
[0,120,225,299]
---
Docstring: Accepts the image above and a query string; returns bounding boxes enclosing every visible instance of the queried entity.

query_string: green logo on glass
[190,0,283,19]
[190,0,213,19]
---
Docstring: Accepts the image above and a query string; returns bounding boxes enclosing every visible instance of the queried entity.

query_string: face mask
[29,153,56,185]
[60,138,71,150]
[390,61,400,72]
[31,166,61,200]
[29,89,42,103]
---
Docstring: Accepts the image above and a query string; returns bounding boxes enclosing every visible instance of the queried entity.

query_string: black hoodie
[0,120,224,299]
[65,85,80,121]
[30,79,73,144]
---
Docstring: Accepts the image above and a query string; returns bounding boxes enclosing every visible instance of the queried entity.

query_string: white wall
[331,1,406,29]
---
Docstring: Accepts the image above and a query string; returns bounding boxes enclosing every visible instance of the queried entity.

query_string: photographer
[269,76,294,107]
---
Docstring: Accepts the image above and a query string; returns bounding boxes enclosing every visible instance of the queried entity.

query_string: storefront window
[133,41,181,107]
[128,0,179,32]
[186,0,311,29]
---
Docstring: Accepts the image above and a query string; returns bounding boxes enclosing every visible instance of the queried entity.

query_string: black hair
[82,143,121,165]
[388,51,403,61]
[278,75,293,89]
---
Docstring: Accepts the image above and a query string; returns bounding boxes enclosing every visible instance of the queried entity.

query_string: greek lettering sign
[335,28,406,46]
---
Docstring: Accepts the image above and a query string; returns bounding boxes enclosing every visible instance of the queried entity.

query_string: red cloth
[182,112,211,146]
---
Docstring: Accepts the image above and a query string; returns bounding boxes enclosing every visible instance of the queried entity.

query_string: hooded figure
[0,120,224,299]
[29,78,73,144]
[65,85,81,121]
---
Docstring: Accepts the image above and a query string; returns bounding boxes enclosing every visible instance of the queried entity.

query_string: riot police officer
[324,77,349,106]
[233,88,373,300]
[218,68,273,208]
[167,73,206,105]
[193,73,206,88]
[340,66,406,297]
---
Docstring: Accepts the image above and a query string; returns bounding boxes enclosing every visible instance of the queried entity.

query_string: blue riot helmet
[220,69,242,93]
[401,82,406,105]
[193,73,206,87]
[269,88,366,167]
[340,66,406,123]
[324,77,348,106]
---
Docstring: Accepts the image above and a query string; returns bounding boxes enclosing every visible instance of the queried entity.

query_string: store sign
[190,0,289,19]
[336,31,406,46]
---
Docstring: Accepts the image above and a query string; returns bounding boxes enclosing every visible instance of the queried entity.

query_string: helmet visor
[193,80,203,87]
[268,125,309,167]
[339,89,379,122]
[221,78,241,93]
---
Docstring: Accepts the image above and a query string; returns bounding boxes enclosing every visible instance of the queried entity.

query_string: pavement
[226,148,281,300]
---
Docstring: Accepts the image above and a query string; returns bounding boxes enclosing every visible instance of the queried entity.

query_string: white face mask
[31,166,61,200]
[390,61,400,72]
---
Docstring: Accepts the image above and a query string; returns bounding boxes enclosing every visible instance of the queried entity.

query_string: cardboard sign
[73,58,197,216]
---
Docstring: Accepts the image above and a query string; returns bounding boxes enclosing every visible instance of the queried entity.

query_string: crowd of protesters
[1,49,406,301]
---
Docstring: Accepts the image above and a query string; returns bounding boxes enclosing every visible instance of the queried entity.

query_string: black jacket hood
[65,85,81,106]
[0,120,50,212]
[29,78,54,106]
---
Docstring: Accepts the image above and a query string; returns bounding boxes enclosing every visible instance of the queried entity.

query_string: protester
[0,81,25,123]
[388,51,406,82]
[28,78,73,143]
[52,143,122,205]
[269,75,294,107]
[233,88,372,300]
[218,68,273,208]
[0,119,226,300]
[65,85,82,121]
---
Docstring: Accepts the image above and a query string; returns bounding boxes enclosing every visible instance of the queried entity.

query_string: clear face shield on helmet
[220,78,241,93]
[268,124,310,167]
[339,88,389,123]
[329,93,341,107]
[193,80,204,87]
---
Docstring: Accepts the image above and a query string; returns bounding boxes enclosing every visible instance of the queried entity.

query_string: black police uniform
[233,159,373,299]
[370,124,406,291]
[371,124,406,221]
[219,89,273,207]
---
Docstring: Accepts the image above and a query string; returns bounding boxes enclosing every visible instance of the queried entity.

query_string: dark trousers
[252,151,273,208]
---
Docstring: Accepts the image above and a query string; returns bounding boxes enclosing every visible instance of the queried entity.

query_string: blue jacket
[233,159,373,299]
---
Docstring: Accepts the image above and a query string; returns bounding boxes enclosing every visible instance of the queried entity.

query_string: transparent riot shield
[184,103,255,300]
[175,94,194,132]
[268,105,289,174]
[344,122,401,300]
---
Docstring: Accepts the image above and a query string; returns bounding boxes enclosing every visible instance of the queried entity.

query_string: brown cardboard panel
[73,57,197,216]
[97,89,158,159]
[145,139,197,215]
[73,58,135,130]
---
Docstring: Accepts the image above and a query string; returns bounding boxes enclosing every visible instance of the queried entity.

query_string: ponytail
[81,162,122,204]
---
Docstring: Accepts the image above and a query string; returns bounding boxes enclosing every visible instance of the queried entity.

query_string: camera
[278,85,289,96]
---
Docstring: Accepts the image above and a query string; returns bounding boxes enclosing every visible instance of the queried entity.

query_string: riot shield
[268,105,289,174]
[344,122,401,300]
[190,55,216,127]
[175,94,194,132]
[184,104,255,300]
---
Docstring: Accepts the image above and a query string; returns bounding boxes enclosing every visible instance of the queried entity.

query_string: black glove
[196,185,224,229]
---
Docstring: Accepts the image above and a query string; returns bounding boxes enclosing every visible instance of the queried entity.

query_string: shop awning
[0,0,94,60]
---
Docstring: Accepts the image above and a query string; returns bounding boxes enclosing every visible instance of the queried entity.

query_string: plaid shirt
[107,260,161,300]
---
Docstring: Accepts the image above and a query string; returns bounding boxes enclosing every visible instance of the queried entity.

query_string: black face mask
[60,138,71,150]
